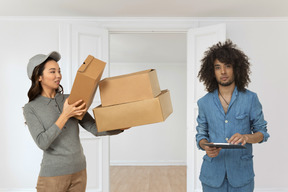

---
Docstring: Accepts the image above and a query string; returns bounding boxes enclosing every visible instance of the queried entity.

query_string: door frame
[60,18,224,192]
[106,19,199,192]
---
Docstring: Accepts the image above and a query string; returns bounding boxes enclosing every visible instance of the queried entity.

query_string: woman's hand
[55,98,87,129]
[62,98,87,119]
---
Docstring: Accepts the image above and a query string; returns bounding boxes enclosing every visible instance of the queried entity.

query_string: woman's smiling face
[39,60,62,92]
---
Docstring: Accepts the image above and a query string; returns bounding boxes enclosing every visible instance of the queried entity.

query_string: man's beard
[218,79,234,87]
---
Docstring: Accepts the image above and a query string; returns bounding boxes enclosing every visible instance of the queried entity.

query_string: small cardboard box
[69,55,106,120]
[99,69,161,106]
[93,90,173,132]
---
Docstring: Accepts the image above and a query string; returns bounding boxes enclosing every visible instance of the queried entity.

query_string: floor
[110,166,186,192]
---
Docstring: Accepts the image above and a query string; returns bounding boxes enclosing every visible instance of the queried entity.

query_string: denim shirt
[196,87,269,188]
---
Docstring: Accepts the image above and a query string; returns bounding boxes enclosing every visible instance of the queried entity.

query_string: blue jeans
[202,177,254,192]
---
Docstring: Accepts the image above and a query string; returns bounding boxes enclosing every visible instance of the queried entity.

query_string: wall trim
[2,16,288,33]
[0,189,101,192]
[2,16,288,22]
[194,189,288,192]
[254,189,288,192]
[0,190,34,192]
[110,160,186,166]
[0,188,286,192]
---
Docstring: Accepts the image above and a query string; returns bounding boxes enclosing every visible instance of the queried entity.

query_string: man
[196,39,269,192]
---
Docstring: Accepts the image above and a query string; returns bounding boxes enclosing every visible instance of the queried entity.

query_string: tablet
[203,143,246,149]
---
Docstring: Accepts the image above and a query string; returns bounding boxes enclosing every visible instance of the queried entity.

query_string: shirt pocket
[235,113,250,132]
[203,154,213,162]
[240,155,254,171]
[201,155,215,175]
[236,113,248,120]
[240,154,254,160]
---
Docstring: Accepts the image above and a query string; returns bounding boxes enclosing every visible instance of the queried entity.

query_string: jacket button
[225,120,228,123]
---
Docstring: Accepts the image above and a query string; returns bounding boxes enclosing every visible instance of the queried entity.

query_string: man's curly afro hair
[198,39,251,92]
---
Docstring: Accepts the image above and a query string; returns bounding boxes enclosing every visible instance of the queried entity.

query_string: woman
[23,51,122,192]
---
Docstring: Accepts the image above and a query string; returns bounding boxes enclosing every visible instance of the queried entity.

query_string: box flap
[158,90,173,120]
[101,69,153,81]
[78,55,94,72]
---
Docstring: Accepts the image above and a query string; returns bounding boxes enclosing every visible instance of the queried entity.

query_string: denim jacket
[196,87,269,188]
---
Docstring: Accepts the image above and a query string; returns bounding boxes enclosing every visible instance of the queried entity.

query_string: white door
[186,23,226,192]
[59,23,110,192]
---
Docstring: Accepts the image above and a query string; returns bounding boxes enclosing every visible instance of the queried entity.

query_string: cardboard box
[93,90,173,132]
[99,69,161,106]
[69,55,106,120]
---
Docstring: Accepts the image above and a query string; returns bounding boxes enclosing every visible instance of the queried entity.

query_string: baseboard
[254,189,288,192]
[194,188,288,192]
[110,160,186,166]
[0,187,287,192]
[0,188,101,192]
[0,190,33,192]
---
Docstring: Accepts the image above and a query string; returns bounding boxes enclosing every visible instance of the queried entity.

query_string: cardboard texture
[99,69,161,106]
[69,55,106,120]
[93,90,173,132]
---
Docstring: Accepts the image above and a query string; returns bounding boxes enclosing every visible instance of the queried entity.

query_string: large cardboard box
[99,69,161,106]
[93,90,173,132]
[69,55,106,120]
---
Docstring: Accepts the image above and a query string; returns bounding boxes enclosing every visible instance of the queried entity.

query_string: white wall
[0,18,287,191]
[0,20,60,189]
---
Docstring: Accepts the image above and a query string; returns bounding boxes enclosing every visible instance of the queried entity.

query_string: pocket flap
[240,155,254,160]
[236,113,248,120]
[203,154,213,162]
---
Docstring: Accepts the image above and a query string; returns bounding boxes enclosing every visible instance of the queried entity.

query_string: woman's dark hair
[27,58,63,102]
[198,39,251,92]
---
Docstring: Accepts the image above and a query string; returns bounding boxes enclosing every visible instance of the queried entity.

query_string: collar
[35,92,64,105]
[213,86,238,115]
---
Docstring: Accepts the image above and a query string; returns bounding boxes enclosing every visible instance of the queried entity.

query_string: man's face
[214,59,235,87]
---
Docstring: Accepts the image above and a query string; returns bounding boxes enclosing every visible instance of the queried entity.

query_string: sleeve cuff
[196,136,209,150]
[257,130,270,143]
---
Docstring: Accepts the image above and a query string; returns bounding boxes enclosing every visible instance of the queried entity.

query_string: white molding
[254,189,288,192]
[194,17,288,22]
[0,188,101,192]
[2,16,288,22]
[3,16,288,34]
[0,188,286,192]
[0,16,198,22]
[109,61,186,67]
[186,23,226,192]
[86,189,101,192]
[3,16,288,33]
[59,22,110,192]
[0,190,34,192]
[110,160,186,166]
[194,188,288,192]
[59,23,72,93]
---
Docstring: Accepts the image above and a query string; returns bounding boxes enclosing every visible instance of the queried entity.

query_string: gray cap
[27,51,61,80]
